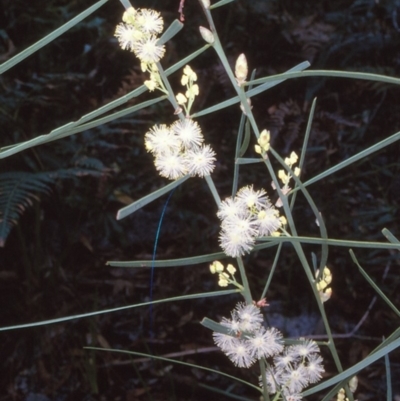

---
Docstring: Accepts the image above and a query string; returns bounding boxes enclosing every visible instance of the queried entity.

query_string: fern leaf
[0,172,53,247]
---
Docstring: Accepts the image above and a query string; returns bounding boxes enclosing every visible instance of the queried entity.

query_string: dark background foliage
[1,0,400,400]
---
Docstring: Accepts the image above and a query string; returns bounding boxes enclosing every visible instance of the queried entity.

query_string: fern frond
[0,172,53,247]
[0,167,104,247]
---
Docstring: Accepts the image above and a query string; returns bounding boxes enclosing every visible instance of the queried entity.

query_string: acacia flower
[144,124,180,154]
[256,207,282,236]
[217,198,247,220]
[306,354,324,383]
[291,339,320,359]
[281,364,309,394]
[133,36,165,63]
[154,150,187,179]
[219,227,255,258]
[247,327,283,359]
[224,339,255,368]
[274,350,298,370]
[237,185,268,210]
[185,144,216,177]
[233,303,263,332]
[213,331,237,353]
[171,119,204,149]
[115,23,144,50]
[135,9,164,35]
[217,185,281,256]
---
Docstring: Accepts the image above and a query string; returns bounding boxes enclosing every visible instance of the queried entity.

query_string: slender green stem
[236,257,252,304]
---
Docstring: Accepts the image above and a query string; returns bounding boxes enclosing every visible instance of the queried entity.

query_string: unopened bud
[176,93,187,105]
[226,264,236,275]
[235,53,248,85]
[199,26,214,44]
[201,0,210,8]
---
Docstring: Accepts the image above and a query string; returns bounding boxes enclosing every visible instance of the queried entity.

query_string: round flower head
[185,144,216,177]
[281,364,309,394]
[213,331,237,353]
[274,349,299,370]
[154,150,187,180]
[291,339,320,359]
[305,354,324,383]
[219,224,256,257]
[247,327,283,359]
[171,119,204,149]
[217,197,247,221]
[221,213,258,235]
[237,185,268,210]
[255,207,282,236]
[115,23,144,50]
[234,303,263,333]
[224,338,255,368]
[135,9,164,35]
[133,36,165,63]
[144,124,180,155]
[221,316,241,335]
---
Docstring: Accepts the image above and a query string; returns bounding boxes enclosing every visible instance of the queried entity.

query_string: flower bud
[176,93,187,105]
[199,26,214,44]
[144,80,157,91]
[235,53,248,85]
[201,0,210,8]
[226,264,236,275]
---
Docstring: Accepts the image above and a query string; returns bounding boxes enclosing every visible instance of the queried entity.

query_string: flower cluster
[209,260,243,289]
[176,65,200,116]
[144,118,216,180]
[260,339,325,400]
[213,302,284,368]
[272,151,301,207]
[115,7,167,92]
[115,7,165,64]
[254,129,271,156]
[218,185,284,257]
[315,267,332,303]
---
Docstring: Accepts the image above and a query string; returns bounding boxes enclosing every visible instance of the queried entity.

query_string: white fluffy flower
[234,303,263,332]
[171,119,204,149]
[247,327,283,359]
[281,365,309,394]
[305,354,324,383]
[115,23,144,50]
[217,185,281,257]
[135,9,164,34]
[224,338,255,368]
[185,144,216,177]
[133,36,165,63]
[213,332,237,353]
[217,198,247,221]
[255,207,282,236]
[144,124,180,155]
[154,150,187,179]
[237,185,268,209]
[290,339,320,359]
[219,225,256,258]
